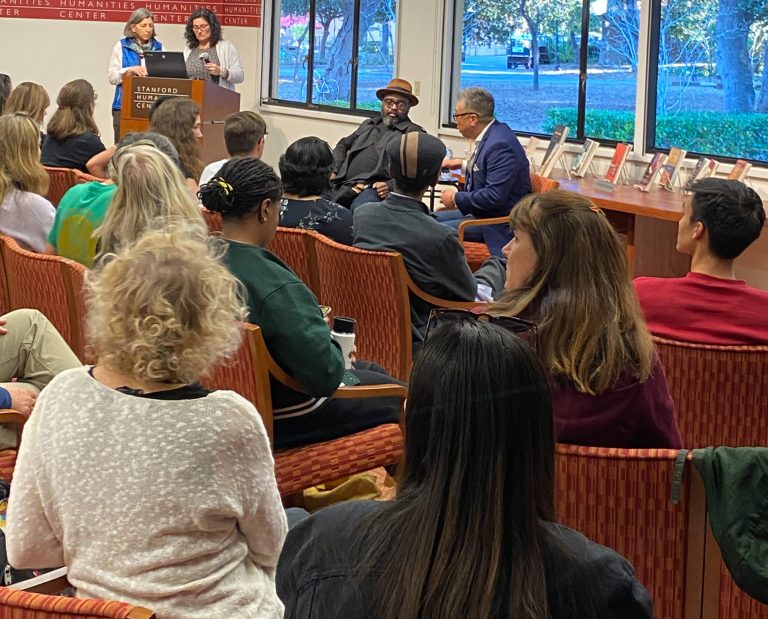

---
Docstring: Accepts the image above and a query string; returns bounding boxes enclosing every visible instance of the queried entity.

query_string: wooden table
[554,176,691,278]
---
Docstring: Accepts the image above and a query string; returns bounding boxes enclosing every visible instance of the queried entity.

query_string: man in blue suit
[438,87,531,256]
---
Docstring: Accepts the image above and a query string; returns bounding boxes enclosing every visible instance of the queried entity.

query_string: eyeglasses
[382,97,409,110]
[425,308,537,350]
[452,111,477,121]
[192,24,211,32]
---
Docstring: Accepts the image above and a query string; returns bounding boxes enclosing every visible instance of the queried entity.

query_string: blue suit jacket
[454,120,531,256]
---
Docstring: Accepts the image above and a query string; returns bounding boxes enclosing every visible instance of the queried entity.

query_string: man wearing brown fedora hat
[330,78,424,210]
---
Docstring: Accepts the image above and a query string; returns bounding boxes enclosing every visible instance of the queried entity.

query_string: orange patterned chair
[653,336,768,448]
[201,209,222,234]
[459,173,560,271]
[0,236,87,360]
[312,234,475,382]
[267,227,321,298]
[43,167,79,208]
[0,588,154,618]
[202,323,406,497]
[555,445,708,619]
[0,409,29,484]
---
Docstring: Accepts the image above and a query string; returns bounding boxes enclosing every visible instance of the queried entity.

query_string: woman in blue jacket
[107,8,163,143]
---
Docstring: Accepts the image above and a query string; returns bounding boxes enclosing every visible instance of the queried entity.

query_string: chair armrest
[8,567,68,593]
[0,409,31,449]
[332,384,408,399]
[457,216,510,242]
[405,276,479,310]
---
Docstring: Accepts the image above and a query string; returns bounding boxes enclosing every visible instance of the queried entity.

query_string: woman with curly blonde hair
[94,141,205,263]
[0,112,55,252]
[149,96,203,186]
[491,190,681,449]
[42,79,106,173]
[7,227,288,618]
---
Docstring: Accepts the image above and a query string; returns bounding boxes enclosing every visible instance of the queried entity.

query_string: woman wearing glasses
[184,8,244,91]
[492,190,682,449]
[277,316,653,618]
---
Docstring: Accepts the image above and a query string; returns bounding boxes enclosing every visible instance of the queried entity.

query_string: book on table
[728,159,752,181]
[541,125,569,169]
[683,156,713,192]
[603,143,632,184]
[540,144,565,177]
[658,147,687,190]
[570,139,600,177]
[634,153,667,192]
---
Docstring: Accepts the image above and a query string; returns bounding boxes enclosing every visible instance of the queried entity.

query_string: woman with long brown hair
[149,96,203,189]
[492,189,682,448]
[277,317,653,618]
[0,112,54,252]
[42,79,106,173]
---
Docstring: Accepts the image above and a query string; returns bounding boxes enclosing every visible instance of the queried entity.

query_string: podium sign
[121,76,240,164]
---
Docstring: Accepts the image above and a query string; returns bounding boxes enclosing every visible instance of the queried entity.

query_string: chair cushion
[463,242,491,272]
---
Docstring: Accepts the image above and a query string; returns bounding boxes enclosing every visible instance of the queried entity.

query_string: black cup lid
[332,316,356,334]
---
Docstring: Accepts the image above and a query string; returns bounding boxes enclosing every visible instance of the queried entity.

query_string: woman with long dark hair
[183,8,244,90]
[491,190,682,449]
[276,316,653,618]
[42,79,105,173]
[149,96,204,186]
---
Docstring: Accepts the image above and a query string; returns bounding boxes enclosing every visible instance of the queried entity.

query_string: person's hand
[127,65,148,78]
[372,181,390,200]
[440,187,458,209]
[349,345,357,365]
[442,157,463,169]
[0,318,6,336]
[205,63,227,79]
[5,385,36,415]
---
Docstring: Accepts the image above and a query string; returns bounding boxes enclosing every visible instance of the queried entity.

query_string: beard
[381,113,397,127]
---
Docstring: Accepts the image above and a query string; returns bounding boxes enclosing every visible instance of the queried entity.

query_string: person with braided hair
[199,157,402,449]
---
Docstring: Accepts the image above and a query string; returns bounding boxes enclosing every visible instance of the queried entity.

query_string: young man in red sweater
[634,178,768,344]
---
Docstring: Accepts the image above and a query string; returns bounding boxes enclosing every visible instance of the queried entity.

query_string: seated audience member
[279,137,353,245]
[635,178,768,345]
[7,227,287,618]
[490,190,682,449]
[93,143,205,263]
[0,113,55,252]
[46,131,180,267]
[149,97,203,191]
[438,87,531,255]
[41,79,106,173]
[0,74,11,115]
[0,309,81,448]
[199,110,266,186]
[331,78,424,210]
[354,132,505,339]
[199,158,402,449]
[3,82,50,146]
[277,317,653,618]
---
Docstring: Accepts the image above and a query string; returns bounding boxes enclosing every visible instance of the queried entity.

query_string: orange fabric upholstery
[0,450,17,484]
[0,587,155,618]
[653,336,768,447]
[201,209,222,234]
[313,235,413,381]
[555,444,707,619]
[267,227,321,297]
[0,236,87,360]
[43,167,79,208]
[530,173,560,194]
[716,564,768,618]
[202,323,404,496]
[0,409,29,484]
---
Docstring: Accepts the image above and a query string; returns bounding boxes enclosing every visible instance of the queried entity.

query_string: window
[270,0,397,113]
[450,0,641,143]
[648,0,768,163]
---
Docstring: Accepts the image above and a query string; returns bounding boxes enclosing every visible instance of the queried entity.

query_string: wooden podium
[120,76,240,164]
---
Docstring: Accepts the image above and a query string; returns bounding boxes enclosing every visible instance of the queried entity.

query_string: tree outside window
[271,0,397,112]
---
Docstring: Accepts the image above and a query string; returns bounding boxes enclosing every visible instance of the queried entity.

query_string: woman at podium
[108,8,164,143]
[183,8,244,91]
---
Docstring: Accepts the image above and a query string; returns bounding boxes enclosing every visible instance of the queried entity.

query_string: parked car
[506,38,551,69]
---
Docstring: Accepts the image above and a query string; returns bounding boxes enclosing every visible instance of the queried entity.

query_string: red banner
[0,0,261,27]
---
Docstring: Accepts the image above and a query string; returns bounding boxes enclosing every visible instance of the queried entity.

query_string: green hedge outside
[544,108,768,161]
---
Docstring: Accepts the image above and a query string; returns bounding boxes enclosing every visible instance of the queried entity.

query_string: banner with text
[0,0,261,27]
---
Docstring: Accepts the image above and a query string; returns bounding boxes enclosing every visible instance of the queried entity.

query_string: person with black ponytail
[199,157,402,448]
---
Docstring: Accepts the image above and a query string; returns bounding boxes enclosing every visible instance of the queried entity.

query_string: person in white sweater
[183,8,244,91]
[0,112,55,252]
[7,226,287,618]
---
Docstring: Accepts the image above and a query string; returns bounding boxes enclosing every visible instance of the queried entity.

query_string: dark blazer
[454,120,531,256]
